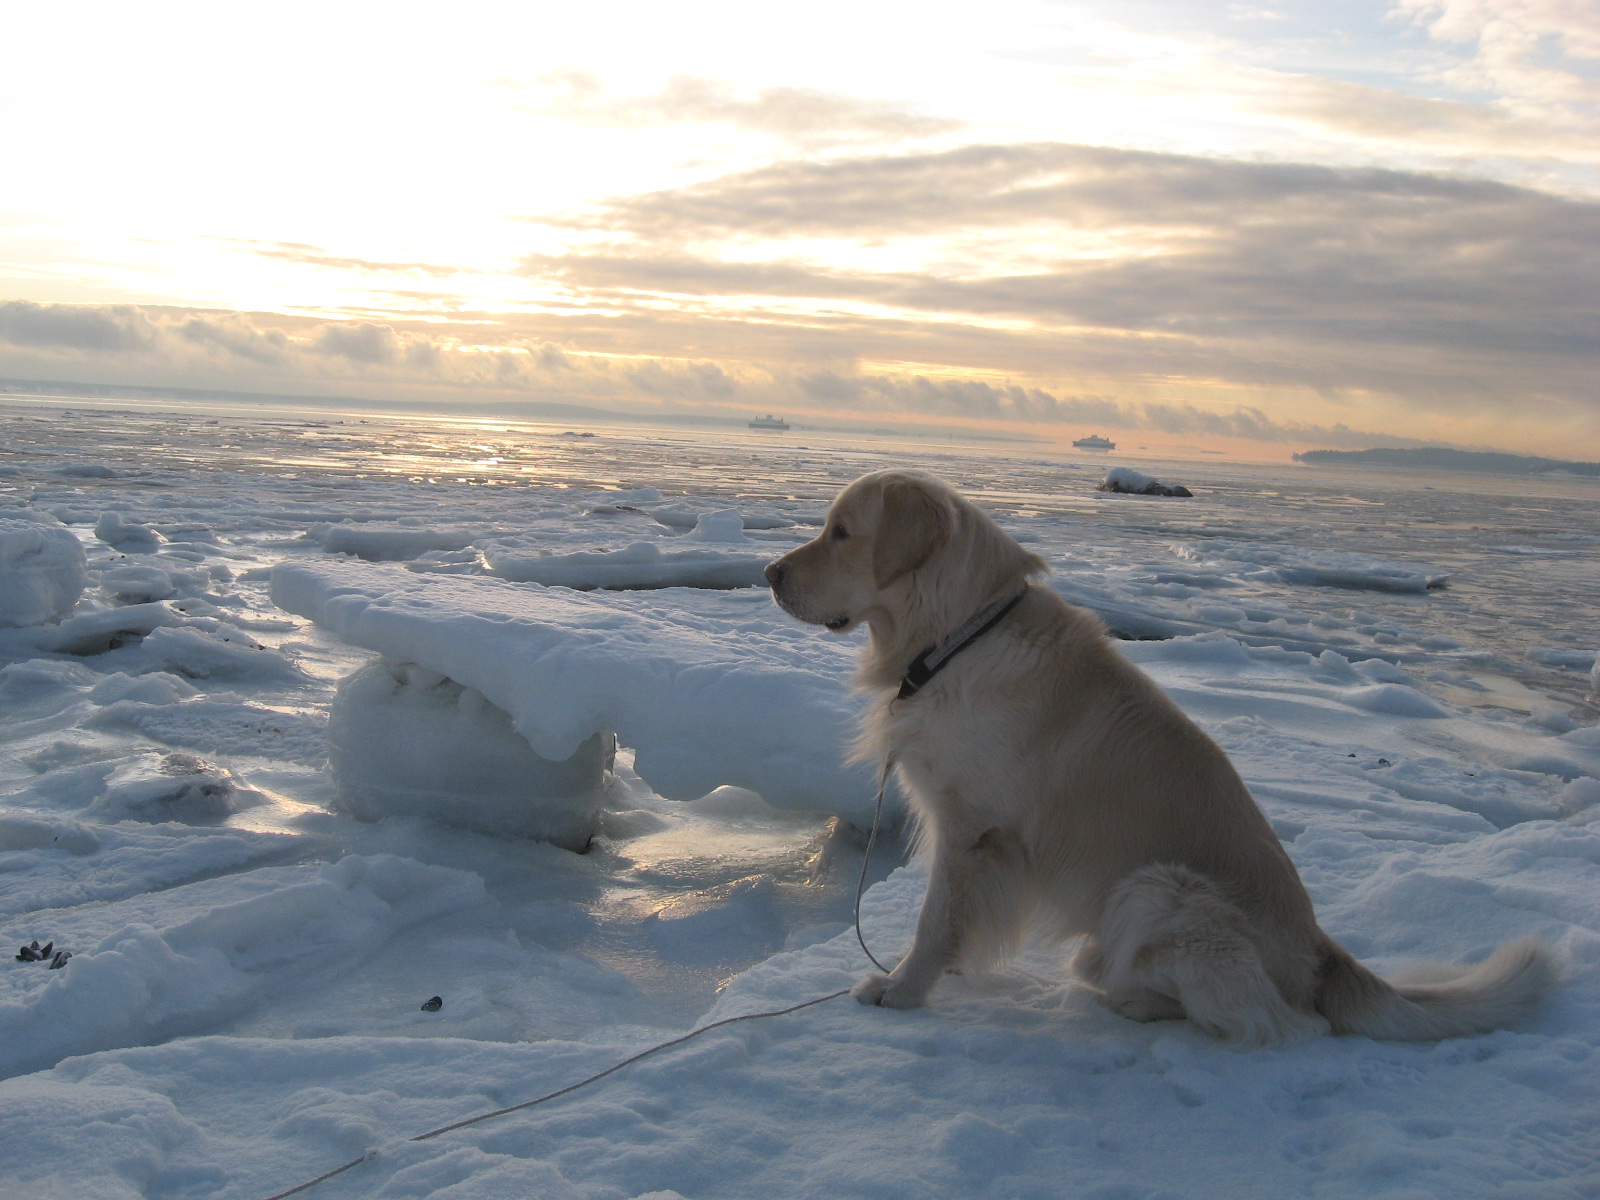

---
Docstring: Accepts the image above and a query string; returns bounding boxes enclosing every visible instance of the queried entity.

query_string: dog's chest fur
[864,637,1053,839]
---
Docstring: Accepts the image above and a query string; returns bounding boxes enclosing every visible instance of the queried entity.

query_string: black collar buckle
[896,587,1028,701]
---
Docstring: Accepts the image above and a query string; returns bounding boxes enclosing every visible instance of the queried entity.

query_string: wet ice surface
[1,397,1598,1200]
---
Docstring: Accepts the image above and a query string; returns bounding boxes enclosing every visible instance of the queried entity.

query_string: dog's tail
[1315,936,1557,1041]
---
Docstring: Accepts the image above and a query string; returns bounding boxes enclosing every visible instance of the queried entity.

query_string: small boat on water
[1072,434,1116,450]
[749,414,790,431]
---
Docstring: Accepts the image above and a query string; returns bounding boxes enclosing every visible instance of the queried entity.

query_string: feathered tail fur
[1316,937,1557,1040]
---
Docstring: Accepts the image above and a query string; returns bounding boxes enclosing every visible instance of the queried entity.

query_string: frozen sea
[0,397,1597,1200]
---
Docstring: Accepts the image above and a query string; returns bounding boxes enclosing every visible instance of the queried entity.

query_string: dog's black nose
[765,560,786,587]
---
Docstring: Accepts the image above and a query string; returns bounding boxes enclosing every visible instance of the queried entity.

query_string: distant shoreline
[1294,447,1600,478]
[0,377,1040,447]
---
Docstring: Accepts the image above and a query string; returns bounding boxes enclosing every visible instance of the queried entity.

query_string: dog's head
[765,470,1044,644]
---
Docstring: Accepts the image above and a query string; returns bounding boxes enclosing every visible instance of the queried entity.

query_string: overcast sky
[2,0,1596,458]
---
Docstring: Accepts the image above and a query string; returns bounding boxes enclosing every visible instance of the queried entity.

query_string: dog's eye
[831,523,849,541]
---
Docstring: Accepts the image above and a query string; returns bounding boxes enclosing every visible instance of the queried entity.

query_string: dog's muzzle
[765,558,802,619]
[766,559,849,630]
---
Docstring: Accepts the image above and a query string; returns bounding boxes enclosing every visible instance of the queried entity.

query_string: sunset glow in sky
[3,1,1597,458]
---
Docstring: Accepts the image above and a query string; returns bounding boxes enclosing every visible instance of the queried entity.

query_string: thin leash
[259,762,899,1200]
[854,757,894,974]
[259,989,854,1200]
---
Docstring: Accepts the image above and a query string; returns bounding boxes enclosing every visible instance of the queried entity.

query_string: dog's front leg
[852,848,959,1008]
[854,823,1020,1009]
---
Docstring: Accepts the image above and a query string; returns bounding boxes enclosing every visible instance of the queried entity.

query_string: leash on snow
[259,760,898,1200]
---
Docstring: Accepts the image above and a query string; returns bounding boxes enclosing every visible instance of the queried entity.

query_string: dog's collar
[896,586,1029,701]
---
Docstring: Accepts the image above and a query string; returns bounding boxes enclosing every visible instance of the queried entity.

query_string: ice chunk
[1526,708,1578,734]
[641,503,792,530]
[94,511,164,549]
[28,602,184,655]
[100,565,176,602]
[87,671,199,706]
[0,660,98,716]
[0,517,88,626]
[1342,684,1452,718]
[679,508,752,544]
[327,658,613,850]
[1559,776,1600,818]
[138,626,309,682]
[1527,647,1597,671]
[85,752,265,824]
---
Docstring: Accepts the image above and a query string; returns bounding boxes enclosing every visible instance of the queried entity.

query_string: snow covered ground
[1,398,1598,1200]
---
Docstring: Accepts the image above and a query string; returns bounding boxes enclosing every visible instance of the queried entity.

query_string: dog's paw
[851,974,893,1006]
[851,973,926,1009]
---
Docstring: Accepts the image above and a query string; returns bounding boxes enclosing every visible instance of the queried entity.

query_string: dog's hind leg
[1076,928,1186,1022]
[1096,864,1328,1048]
[854,822,1031,1009]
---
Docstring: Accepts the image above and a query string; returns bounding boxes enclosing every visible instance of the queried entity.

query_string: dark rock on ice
[1097,468,1193,497]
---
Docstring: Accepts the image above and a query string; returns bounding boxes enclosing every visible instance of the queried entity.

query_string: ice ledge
[270,561,878,819]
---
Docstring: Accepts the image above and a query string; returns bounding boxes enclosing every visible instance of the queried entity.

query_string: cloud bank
[0,298,1520,454]
[517,142,1599,431]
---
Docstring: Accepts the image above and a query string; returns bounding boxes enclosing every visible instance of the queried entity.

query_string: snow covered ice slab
[271,560,878,819]
[483,540,770,590]
[317,524,478,561]
[1169,540,1448,593]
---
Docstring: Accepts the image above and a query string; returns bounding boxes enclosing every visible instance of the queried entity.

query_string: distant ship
[1072,434,1116,450]
[748,414,790,431]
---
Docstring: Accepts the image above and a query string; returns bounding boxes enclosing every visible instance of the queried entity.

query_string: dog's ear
[872,476,950,586]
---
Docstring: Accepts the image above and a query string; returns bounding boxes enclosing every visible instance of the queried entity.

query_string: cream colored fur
[766,469,1556,1048]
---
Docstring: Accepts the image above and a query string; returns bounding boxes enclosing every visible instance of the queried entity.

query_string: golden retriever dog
[766,469,1555,1046]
